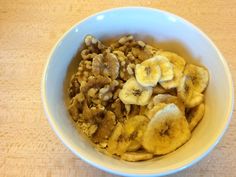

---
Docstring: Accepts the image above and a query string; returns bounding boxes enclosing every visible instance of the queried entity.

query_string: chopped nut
[118,35,134,45]
[82,102,106,123]
[121,61,126,66]
[81,75,111,95]
[145,44,158,55]
[129,63,136,69]
[68,74,80,98]
[127,52,136,61]
[91,99,102,105]
[98,85,113,101]
[76,60,93,83]
[85,35,93,46]
[99,141,108,148]
[84,35,106,53]
[88,88,98,98]
[91,37,98,44]
[118,45,127,53]
[68,93,85,121]
[131,47,153,61]
[110,80,119,90]
[137,40,146,48]
[77,122,97,137]
[83,71,89,77]
[112,50,126,61]
[88,124,98,135]
[103,92,112,101]
[127,64,134,75]
[120,72,124,78]
[99,85,110,95]
[85,64,92,70]
[78,66,83,71]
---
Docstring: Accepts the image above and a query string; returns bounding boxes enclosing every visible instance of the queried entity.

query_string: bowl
[41,7,234,176]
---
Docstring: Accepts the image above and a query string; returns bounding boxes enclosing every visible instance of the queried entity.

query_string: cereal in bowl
[67,35,209,161]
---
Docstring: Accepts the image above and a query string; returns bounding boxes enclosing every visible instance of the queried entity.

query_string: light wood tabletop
[1,0,236,176]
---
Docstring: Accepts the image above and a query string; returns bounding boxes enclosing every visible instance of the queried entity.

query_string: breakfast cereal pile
[68,35,209,161]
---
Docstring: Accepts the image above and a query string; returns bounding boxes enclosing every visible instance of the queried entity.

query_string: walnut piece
[68,93,85,121]
[84,35,106,52]
[81,49,97,60]
[92,53,120,79]
[68,74,80,98]
[77,122,98,137]
[81,75,111,95]
[118,35,134,45]
[82,101,106,123]
[131,46,153,61]
[112,50,127,62]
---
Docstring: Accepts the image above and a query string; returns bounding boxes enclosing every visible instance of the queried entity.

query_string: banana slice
[107,115,149,155]
[124,115,149,152]
[155,55,174,82]
[159,51,186,89]
[119,77,153,105]
[160,70,183,89]
[142,103,191,155]
[160,51,186,72]
[178,76,204,108]
[187,92,204,108]
[187,103,205,131]
[135,57,161,87]
[151,94,185,113]
[107,123,130,155]
[146,103,167,118]
[121,151,153,162]
[184,64,209,93]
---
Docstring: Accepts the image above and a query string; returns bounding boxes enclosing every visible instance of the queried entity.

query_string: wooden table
[1,0,236,176]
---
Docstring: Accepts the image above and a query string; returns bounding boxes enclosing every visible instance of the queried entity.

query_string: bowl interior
[43,7,233,176]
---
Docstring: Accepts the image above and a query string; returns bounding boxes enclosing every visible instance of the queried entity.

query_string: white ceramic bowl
[42,7,234,176]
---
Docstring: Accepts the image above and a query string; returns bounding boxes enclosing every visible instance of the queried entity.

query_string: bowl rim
[41,6,234,177]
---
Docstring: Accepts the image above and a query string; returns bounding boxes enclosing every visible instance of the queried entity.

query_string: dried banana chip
[142,104,191,155]
[146,103,167,117]
[159,51,186,89]
[135,57,161,87]
[177,75,204,108]
[151,94,185,113]
[184,64,209,93]
[107,123,130,155]
[160,51,186,72]
[154,55,174,82]
[107,115,149,155]
[121,151,153,162]
[187,103,205,131]
[119,77,153,105]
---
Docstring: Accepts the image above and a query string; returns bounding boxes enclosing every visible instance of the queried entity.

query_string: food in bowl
[67,35,209,162]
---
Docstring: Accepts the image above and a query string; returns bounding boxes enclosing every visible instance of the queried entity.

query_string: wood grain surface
[1,0,236,176]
